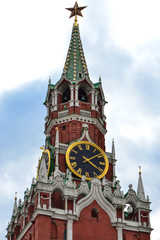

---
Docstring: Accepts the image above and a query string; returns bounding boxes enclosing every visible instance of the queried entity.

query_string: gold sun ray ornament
[66,1,87,26]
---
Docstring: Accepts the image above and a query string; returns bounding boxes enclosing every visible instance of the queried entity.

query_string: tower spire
[63,3,89,83]
[137,166,146,201]
[112,138,116,159]
[12,192,18,217]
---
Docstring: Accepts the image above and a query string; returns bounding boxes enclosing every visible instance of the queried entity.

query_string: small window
[79,72,83,78]
[63,125,66,131]
[92,208,98,218]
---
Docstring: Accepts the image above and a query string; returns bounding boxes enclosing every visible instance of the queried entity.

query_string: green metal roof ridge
[62,24,90,82]
[94,82,101,88]
[49,83,55,90]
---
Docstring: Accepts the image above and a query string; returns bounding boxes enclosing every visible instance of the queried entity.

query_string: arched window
[51,220,57,239]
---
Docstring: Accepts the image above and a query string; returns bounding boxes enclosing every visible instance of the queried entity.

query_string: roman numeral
[86,144,90,150]
[85,171,90,178]
[93,148,97,153]
[70,156,75,160]
[78,145,83,150]
[93,172,98,177]
[99,162,105,165]
[71,162,77,168]
[77,168,82,174]
[72,149,77,154]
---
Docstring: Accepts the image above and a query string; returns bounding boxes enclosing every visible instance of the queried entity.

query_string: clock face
[66,141,109,180]
[37,149,51,179]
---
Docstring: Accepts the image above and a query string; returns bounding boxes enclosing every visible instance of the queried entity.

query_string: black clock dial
[66,141,109,180]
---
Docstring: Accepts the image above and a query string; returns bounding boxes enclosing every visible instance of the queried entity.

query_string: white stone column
[75,84,79,106]
[37,192,41,208]
[67,219,73,240]
[112,159,117,186]
[54,151,59,172]
[52,92,55,106]
[54,128,59,172]
[53,90,58,110]
[91,89,96,110]
[65,197,68,214]
[122,207,124,222]
[138,209,141,225]
[117,227,122,240]
[148,211,151,227]
[70,85,74,107]
[73,199,76,214]
[100,100,105,115]
[45,102,50,121]
[49,193,51,209]
[95,91,98,110]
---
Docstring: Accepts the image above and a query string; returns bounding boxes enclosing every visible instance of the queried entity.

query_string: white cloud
[106,0,160,51]
[151,208,160,240]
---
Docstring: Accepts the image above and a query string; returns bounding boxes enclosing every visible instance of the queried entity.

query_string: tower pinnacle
[137,166,146,201]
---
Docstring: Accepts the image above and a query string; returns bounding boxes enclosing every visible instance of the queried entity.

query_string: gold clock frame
[36,149,51,180]
[66,141,109,180]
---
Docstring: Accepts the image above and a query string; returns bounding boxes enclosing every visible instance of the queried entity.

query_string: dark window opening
[79,72,83,78]
[63,125,66,130]
[62,88,70,103]
[79,88,87,102]
[63,228,67,240]
[92,208,98,218]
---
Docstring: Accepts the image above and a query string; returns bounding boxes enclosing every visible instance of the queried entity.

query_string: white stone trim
[58,110,69,117]
[80,109,91,117]
[45,114,106,135]
[67,219,73,240]
[76,178,116,223]
[117,227,122,240]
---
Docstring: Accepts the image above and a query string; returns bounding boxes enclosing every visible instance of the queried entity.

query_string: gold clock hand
[82,156,103,173]
[82,153,102,163]
[86,160,103,172]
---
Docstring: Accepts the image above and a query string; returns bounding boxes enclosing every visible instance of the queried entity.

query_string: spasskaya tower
[7,2,152,240]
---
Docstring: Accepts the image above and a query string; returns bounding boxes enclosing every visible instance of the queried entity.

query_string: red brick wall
[34,215,51,240]
[73,201,117,240]
[123,230,150,240]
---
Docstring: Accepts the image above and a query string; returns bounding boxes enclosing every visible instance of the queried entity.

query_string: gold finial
[15,192,17,200]
[139,166,141,174]
[66,1,87,26]
[40,145,44,150]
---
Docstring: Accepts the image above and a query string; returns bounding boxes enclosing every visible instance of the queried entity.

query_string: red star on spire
[66,1,87,19]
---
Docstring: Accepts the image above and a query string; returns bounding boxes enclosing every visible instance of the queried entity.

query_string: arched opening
[79,88,87,102]
[124,203,138,221]
[51,190,64,209]
[62,88,70,103]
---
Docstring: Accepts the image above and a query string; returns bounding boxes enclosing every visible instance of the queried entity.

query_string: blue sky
[0,0,160,239]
